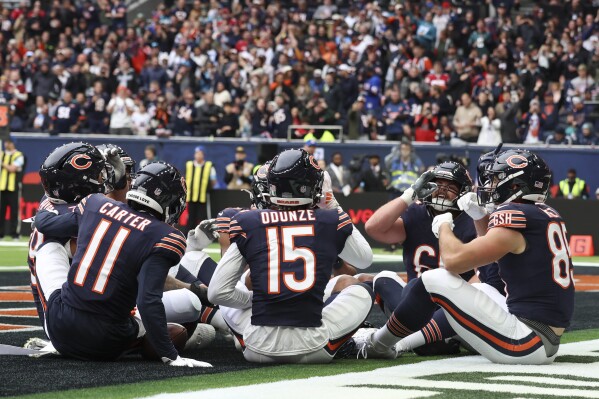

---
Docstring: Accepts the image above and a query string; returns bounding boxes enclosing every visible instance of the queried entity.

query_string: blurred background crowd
[1,0,599,145]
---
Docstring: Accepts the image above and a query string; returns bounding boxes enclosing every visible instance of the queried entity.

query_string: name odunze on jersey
[230,208,353,328]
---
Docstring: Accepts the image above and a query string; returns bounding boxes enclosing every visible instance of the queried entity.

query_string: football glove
[317,171,340,210]
[162,355,212,368]
[432,213,454,238]
[187,220,219,251]
[101,147,126,185]
[457,192,488,220]
[400,170,438,206]
[188,281,214,307]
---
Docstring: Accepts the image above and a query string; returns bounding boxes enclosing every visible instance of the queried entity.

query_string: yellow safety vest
[559,178,586,198]
[186,160,212,203]
[0,150,23,192]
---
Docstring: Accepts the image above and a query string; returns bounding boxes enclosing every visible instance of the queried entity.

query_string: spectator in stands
[578,122,599,146]
[326,152,352,196]
[453,92,481,142]
[413,102,439,142]
[32,60,61,100]
[347,95,367,140]
[545,126,573,145]
[217,102,240,138]
[521,98,546,144]
[85,81,110,134]
[595,188,599,200]
[196,91,223,137]
[224,146,253,191]
[51,91,83,135]
[382,88,410,141]
[478,106,502,146]
[27,98,51,133]
[172,88,197,136]
[557,169,590,200]
[106,86,135,135]
[131,102,151,136]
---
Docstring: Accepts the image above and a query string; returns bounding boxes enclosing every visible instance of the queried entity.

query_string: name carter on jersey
[98,202,152,231]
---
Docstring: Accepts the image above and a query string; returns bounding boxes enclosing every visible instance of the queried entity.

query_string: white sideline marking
[144,340,599,399]
[488,376,599,387]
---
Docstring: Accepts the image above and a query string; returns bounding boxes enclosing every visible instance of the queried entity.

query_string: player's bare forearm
[164,275,190,291]
[365,197,408,244]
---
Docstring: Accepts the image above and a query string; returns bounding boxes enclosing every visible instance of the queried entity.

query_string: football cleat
[184,324,216,350]
[353,328,400,359]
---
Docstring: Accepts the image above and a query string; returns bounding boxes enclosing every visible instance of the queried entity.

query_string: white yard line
[143,340,599,399]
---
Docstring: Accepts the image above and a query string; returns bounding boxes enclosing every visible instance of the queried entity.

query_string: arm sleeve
[487,205,527,231]
[207,243,252,309]
[35,210,80,238]
[339,227,373,269]
[136,255,179,361]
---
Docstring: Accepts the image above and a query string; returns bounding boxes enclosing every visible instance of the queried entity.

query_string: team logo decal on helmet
[478,149,552,205]
[40,142,107,203]
[506,154,529,169]
[69,154,92,170]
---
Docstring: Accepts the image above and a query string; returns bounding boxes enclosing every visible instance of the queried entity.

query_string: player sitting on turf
[356,149,574,365]
[355,160,506,357]
[208,149,375,363]
[35,162,211,367]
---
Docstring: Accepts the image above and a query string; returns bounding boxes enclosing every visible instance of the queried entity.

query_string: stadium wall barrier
[11,134,599,192]
[15,185,597,252]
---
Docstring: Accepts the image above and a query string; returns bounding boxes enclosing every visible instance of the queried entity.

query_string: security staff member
[185,146,217,233]
[0,139,24,239]
[557,168,589,200]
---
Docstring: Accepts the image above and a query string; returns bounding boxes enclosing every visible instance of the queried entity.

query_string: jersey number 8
[547,222,573,289]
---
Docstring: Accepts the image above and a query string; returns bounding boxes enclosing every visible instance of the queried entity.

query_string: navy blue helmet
[126,162,187,225]
[478,149,552,206]
[39,142,107,203]
[267,149,324,208]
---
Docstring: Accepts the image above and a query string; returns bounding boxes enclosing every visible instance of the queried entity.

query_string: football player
[208,149,375,363]
[35,162,211,367]
[358,161,507,356]
[358,149,574,365]
[29,142,108,331]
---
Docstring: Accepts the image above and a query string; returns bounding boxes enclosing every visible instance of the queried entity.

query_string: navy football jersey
[401,203,475,281]
[215,207,244,234]
[61,194,186,320]
[28,196,76,324]
[230,208,354,328]
[488,203,575,327]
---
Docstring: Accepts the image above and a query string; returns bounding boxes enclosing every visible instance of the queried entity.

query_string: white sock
[373,325,400,349]
[398,331,426,351]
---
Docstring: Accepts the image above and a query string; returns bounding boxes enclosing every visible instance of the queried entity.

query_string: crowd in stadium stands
[1,0,599,145]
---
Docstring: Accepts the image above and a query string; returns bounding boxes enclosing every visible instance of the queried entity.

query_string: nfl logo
[154,188,162,196]
[534,181,543,188]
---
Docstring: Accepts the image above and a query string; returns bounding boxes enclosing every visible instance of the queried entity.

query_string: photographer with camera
[224,146,254,190]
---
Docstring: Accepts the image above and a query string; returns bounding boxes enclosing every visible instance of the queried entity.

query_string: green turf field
[7,329,599,399]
